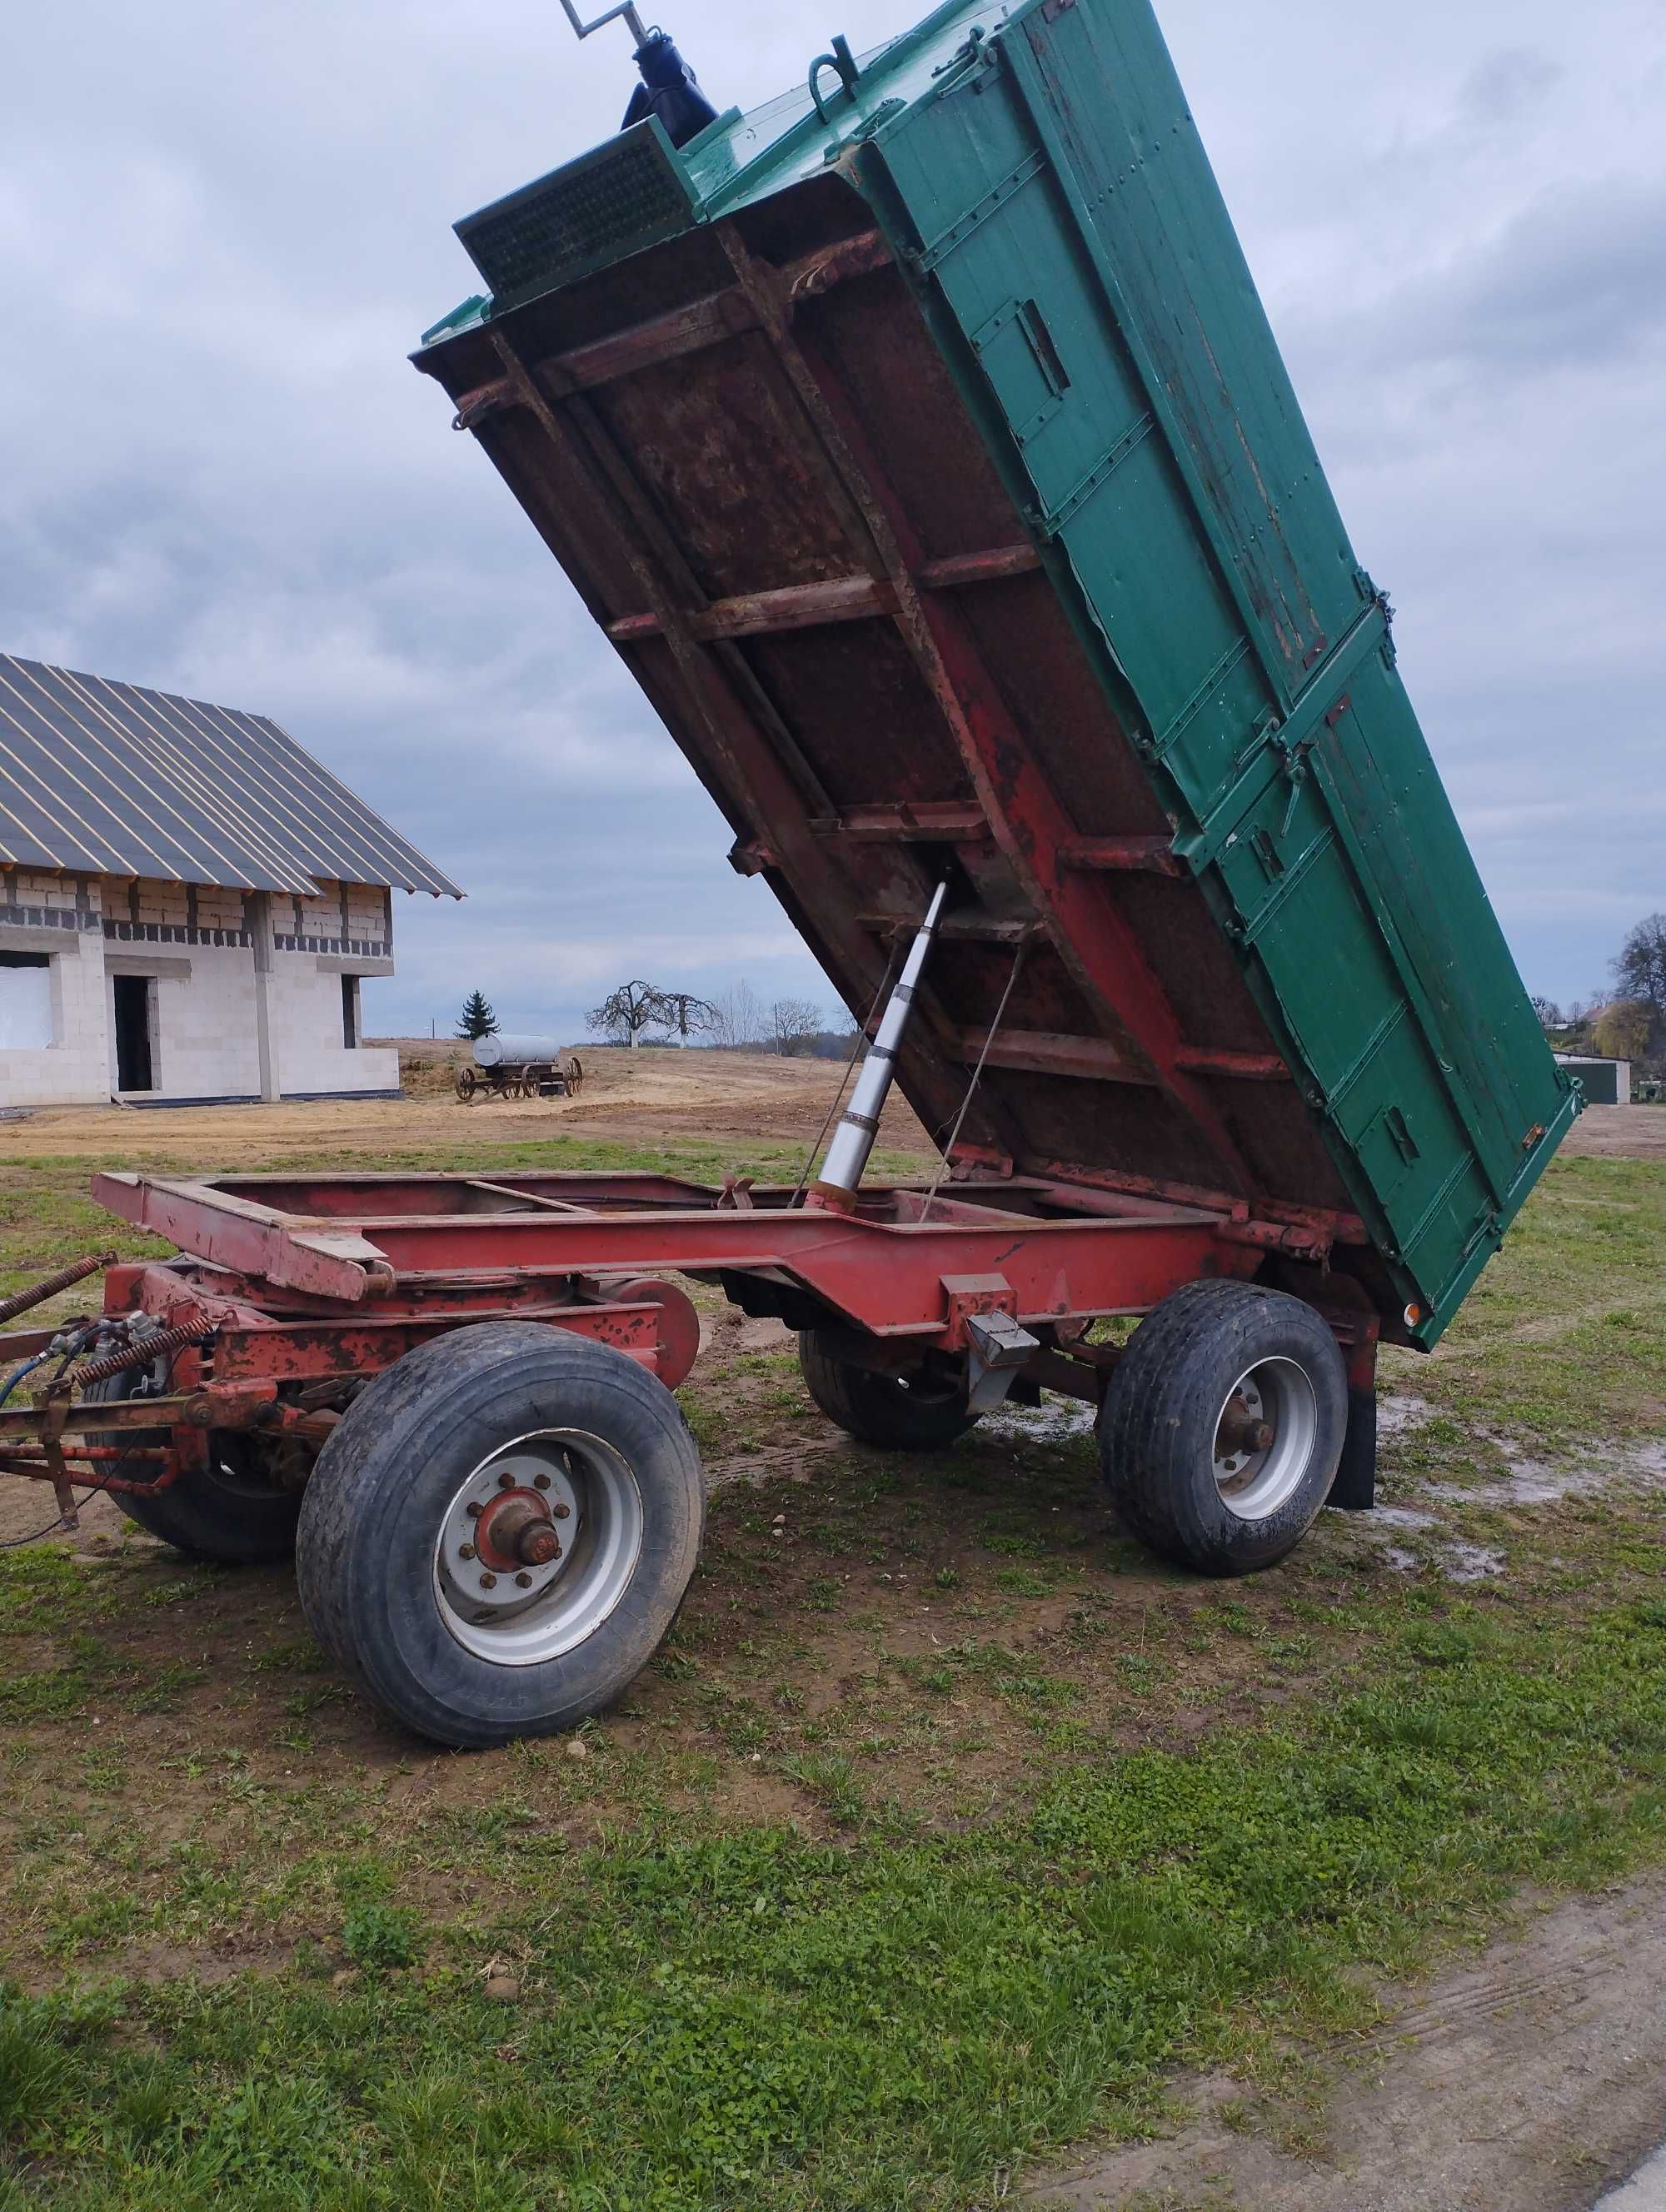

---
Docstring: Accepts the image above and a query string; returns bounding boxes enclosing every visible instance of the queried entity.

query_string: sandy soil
[0,1047,935,1165]
[1559,1104,1666,1162]
[6,1056,1654,1170]
[1030,1876,1666,2212]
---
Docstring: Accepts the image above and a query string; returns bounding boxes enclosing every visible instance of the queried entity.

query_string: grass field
[1,1120,1663,2210]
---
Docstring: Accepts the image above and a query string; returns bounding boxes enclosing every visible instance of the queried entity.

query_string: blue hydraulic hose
[0,1352,50,1411]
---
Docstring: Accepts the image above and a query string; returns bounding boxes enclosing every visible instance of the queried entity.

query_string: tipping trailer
[0,0,1575,1747]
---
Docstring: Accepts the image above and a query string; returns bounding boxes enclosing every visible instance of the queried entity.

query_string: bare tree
[710,979,766,1050]
[587,981,669,1049]
[1529,994,1562,1031]
[656,990,719,1044]
[769,996,822,1057]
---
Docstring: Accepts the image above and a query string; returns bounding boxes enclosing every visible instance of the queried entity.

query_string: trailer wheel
[83,1365,302,1564]
[798,1331,978,1451]
[295,1323,703,1748]
[1098,1281,1345,1576]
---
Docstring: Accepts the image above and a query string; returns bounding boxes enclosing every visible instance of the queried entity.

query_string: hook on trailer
[808,33,862,124]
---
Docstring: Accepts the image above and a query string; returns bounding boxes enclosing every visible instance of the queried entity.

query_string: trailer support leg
[1328,1333,1378,1512]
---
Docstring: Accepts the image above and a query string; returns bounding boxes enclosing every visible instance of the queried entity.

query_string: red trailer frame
[0,1165,1371,1498]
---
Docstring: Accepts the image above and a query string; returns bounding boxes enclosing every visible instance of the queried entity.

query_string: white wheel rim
[432,1427,643,1666]
[1211,1358,1318,1522]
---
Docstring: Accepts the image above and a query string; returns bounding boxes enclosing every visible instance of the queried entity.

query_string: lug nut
[459,1542,476,1561]
[480,1572,497,1590]
[515,1572,532,1588]
[497,1472,516,1490]
[466,1502,484,1520]
[533,1473,551,1491]
[552,1502,571,1520]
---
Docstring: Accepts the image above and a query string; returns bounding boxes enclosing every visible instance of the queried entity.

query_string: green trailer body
[416,0,1577,1348]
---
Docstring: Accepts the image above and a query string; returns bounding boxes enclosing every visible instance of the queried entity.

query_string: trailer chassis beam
[91,1172,1309,1333]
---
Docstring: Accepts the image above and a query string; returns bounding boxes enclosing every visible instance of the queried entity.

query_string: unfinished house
[0,656,461,1107]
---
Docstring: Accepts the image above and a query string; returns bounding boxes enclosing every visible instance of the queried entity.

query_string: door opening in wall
[342,974,361,1049]
[112,974,156,1092]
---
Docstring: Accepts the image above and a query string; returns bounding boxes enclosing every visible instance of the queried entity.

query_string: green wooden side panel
[866,0,1574,1338]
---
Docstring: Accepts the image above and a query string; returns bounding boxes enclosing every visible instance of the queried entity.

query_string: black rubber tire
[798,1330,980,1451]
[294,1323,704,1748]
[83,1366,302,1564]
[1098,1279,1346,1577]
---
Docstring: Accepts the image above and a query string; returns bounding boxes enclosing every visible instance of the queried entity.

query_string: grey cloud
[3,0,1662,1024]
[1409,174,1666,368]
[1458,46,1564,125]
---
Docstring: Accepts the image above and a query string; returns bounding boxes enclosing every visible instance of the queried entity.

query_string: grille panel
[456,121,696,311]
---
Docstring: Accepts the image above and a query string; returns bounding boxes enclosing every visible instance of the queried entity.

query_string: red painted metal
[0,1138,1370,1516]
[94,1170,1273,1338]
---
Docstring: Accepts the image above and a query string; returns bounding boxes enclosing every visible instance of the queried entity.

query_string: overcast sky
[3,0,1661,1038]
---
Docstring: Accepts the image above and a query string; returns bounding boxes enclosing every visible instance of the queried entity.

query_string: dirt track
[0,1045,935,1165]
[1031,1874,1666,2211]
[1559,1104,1666,1161]
[5,1055,1651,1170]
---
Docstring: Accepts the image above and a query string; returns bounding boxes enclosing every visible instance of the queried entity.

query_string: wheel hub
[1210,1358,1319,1522]
[438,1453,578,1617]
[431,1429,645,1665]
[475,1489,566,1572]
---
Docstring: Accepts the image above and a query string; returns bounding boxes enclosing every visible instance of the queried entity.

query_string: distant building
[1554,1054,1632,1108]
[0,656,461,1106]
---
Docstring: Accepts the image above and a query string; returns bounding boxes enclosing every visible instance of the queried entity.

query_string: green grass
[0,1139,1662,2206]
[1,1595,1664,2209]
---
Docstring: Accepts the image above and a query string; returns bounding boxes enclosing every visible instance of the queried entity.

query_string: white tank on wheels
[472,1034,566,1068]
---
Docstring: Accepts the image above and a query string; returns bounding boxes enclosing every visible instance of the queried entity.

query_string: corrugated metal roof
[0,656,463,898]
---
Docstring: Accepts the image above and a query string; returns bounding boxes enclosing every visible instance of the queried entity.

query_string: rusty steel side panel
[417,227,1369,1263]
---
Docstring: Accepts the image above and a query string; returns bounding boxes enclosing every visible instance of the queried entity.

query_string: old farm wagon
[454,1034,585,1102]
[0,0,1575,1746]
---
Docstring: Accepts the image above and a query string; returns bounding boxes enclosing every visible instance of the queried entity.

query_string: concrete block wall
[270,879,392,958]
[194,886,247,934]
[344,884,388,944]
[133,878,190,930]
[2,869,403,1104]
[112,944,264,1099]
[296,886,339,943]
[0,874,112,1106]
[268,957,399,1094]
[7,870,82,917]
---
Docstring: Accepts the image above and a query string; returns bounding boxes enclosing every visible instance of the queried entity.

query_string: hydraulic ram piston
[809,881,948,1208]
